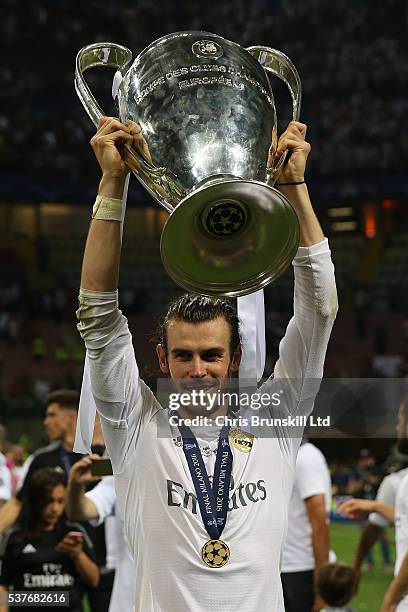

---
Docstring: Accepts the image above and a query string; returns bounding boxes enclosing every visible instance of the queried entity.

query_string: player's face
[156,317,241,415]
[43,403,71,441]
[41,485,66,529]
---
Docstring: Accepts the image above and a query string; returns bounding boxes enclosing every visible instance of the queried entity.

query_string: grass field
[331,521,395,611]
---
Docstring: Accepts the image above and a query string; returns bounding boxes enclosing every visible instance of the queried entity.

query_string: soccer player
[281,440,332,612]
[76,116,338,611]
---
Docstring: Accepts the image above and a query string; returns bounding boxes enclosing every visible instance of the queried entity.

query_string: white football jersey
[281,442,331,572]
[77,238,337,612]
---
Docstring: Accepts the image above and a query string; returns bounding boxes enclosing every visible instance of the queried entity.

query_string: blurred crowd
[2,0,407,189]
[331,448,405,502]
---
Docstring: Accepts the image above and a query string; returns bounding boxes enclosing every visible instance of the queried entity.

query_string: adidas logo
[22,544,36,554]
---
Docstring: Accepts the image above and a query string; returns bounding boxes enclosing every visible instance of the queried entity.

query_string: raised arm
[275,121,324,248]
[76,118,157,473]
[80,116,132,292]
[66,457,100,522]
[81,117,152,290]
[269,123,338,412]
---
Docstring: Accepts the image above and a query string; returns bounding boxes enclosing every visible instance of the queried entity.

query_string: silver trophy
[75,31,301,297]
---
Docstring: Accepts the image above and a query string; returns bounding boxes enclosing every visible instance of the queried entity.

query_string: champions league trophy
[75,31,302,297]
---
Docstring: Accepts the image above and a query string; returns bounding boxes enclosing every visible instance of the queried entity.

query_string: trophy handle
[75,43,133,127]
[246,46,302,183]
[75,43,180,213]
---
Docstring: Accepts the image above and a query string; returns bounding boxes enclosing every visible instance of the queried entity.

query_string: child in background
[317,562,356,612]
[0,467,99,611]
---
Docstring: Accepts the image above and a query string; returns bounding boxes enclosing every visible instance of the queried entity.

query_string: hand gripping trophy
[75,31,302,297]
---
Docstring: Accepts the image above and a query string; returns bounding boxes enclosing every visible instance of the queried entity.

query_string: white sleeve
[77,288,160,473]
[273,238,338,415]
[296,446,330,502]
[0,462,11,502]
[369,474,398,527]
[258,239,337,461]
[85,476,116,527]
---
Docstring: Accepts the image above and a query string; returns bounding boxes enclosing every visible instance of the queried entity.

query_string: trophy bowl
[75,31,302,297]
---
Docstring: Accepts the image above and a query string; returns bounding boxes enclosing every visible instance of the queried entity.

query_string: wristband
[92,195,123,221]
[275,180,306,186]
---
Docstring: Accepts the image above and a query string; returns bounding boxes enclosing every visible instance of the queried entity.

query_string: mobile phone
[67,531,83,541]
[91,457,113,477]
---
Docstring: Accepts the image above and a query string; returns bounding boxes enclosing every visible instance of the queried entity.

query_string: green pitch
[330,522,394,611]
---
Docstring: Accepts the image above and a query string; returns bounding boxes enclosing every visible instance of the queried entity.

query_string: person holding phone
[0,468,99,612]
[66,456,135,612]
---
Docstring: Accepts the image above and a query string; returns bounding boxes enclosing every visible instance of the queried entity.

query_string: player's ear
[229,344,242,373]
[156,344,170,374]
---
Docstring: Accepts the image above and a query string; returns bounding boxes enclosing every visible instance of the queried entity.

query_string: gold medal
[201,539,230,568]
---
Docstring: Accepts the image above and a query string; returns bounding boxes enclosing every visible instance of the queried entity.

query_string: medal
[179,424,233,567]
[201,538,230,568]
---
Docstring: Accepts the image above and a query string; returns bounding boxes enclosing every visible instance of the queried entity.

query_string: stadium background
[1,0,407,608]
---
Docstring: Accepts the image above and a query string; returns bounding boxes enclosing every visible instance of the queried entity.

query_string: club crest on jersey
[229,428,254,453]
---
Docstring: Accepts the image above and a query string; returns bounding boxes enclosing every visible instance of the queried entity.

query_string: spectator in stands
[0,468,99,611]
[0,0,406,186]
[330,462,353,497]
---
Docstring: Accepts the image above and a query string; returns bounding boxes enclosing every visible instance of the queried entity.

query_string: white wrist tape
[92,195,123,221]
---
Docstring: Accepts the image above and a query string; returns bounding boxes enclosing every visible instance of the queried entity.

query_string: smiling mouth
[181,384,219,393]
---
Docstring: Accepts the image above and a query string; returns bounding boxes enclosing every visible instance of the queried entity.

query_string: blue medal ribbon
[179,423,233,540]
